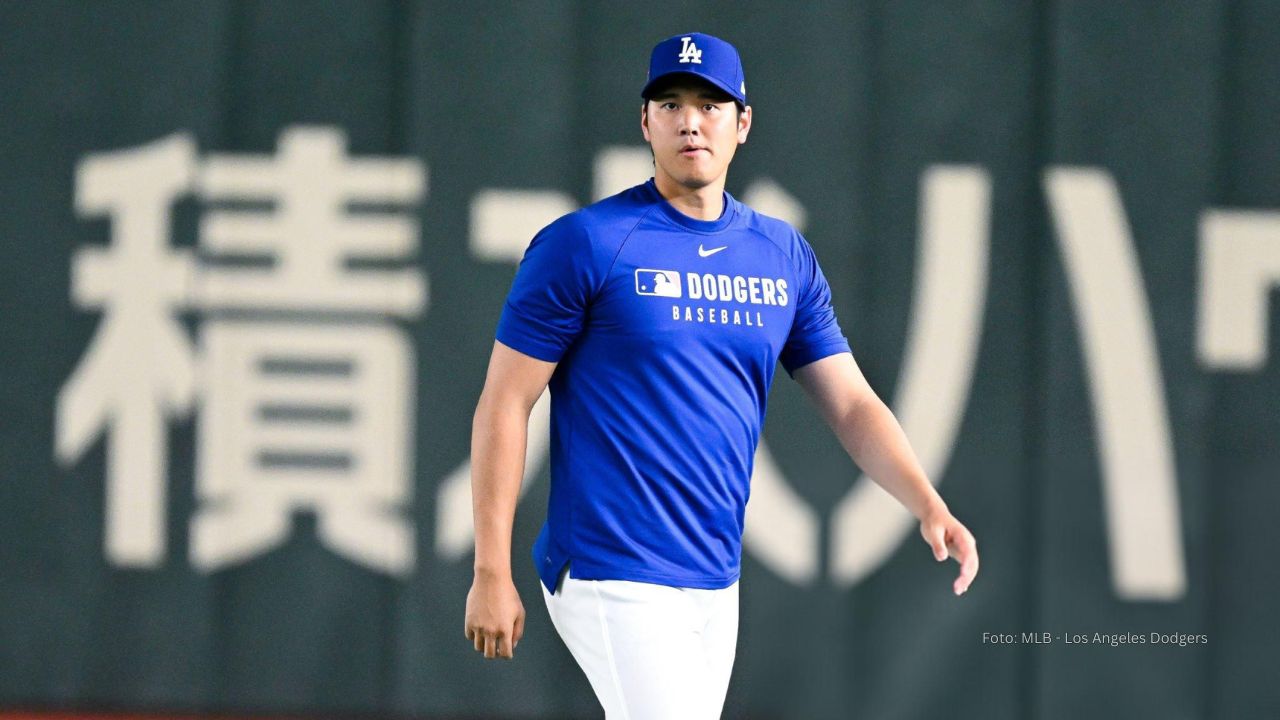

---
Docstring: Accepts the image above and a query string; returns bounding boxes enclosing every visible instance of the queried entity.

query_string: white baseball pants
[541,566,740,719]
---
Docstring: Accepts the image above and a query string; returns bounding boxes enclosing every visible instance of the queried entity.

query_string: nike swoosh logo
[698,244,728,257]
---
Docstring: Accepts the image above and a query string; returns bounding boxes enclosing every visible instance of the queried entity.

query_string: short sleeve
[779,234,851,376]
[495,215,602,363]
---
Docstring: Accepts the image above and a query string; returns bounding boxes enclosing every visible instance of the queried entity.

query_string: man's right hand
[464,569,526,660]
[466,341,550,661]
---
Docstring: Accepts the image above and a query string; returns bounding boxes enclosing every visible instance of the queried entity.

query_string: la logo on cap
[678,36,702,64]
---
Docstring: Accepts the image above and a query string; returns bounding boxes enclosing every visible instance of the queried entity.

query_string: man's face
[641,79,752,190]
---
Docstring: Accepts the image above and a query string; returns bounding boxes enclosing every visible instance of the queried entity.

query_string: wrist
[473,562,512,579]
[917,496,949,522]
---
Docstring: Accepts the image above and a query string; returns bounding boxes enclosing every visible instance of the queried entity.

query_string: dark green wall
[1,2,1277,718]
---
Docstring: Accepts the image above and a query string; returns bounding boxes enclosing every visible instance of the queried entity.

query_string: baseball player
[465,31,979,719]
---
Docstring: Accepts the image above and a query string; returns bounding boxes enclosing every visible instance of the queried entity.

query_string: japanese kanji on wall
[2,2,1279,719]
[58,128,426,575]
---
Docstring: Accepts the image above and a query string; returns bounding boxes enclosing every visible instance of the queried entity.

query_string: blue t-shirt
[496,179,850,592]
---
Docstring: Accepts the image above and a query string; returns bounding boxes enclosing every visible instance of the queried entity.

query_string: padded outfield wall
[1,1,1278,718]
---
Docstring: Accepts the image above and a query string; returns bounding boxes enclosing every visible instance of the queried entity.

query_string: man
[465,32,979,718]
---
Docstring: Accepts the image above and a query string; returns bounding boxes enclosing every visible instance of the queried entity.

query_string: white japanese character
[196,126,427,315]
[191,322,416,575]
[56,134,198,567]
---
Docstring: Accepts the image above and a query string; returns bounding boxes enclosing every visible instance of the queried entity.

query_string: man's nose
[678,106,701,134]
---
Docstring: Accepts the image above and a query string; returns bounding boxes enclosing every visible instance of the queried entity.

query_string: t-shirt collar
[644,178,737,233]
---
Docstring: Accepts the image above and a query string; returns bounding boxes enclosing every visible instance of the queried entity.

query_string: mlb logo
[634,269,682,298]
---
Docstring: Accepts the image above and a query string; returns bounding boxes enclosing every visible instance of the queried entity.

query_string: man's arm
[464,339,557,659]
[793,352,979,595]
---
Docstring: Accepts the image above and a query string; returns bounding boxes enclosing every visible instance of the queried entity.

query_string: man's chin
[671,170,717,190]
[655,161,725,191]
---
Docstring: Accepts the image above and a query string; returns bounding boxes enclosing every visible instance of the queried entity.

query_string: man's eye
[662,102,677,110]
[703,104,718,112]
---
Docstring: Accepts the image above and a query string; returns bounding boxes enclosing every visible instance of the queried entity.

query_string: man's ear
[737,105,752,144]
[640,102,651,142]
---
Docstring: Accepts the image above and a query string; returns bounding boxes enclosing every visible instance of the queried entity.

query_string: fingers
[923,515,979,596]
[955,550,979,595]
[949,529,979,596]
[931,525,948,562]
[467,625,517,660]
[921,520,947,561]
[513,611,526,649]
[463,579,524,660]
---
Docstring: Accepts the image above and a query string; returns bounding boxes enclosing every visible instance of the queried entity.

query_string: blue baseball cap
[641,32,747,107]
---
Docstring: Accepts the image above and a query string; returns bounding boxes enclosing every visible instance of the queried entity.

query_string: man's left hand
[920,509,979,596]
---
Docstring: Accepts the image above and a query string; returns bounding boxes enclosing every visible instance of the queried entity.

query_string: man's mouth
[680,145,708,156]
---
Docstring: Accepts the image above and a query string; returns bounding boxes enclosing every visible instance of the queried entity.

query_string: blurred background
[2,1,1278,718]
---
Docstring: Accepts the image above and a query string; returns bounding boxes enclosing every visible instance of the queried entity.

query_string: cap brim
[641,71,745,105]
